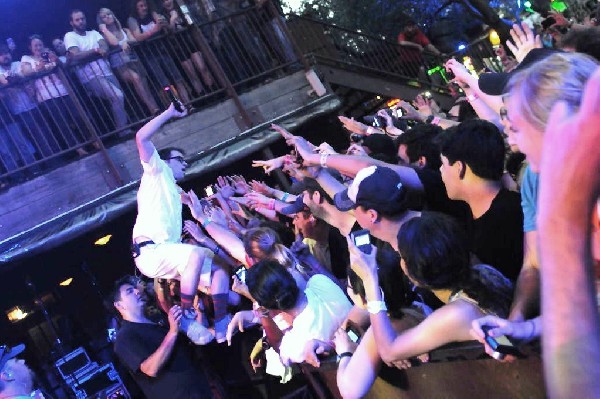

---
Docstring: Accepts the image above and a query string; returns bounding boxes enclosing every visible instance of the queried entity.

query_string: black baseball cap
[362,134,397,160]
[334,166,409,215]
[0,344,25,371]
[478,48,560,96]
[280,196,309,215]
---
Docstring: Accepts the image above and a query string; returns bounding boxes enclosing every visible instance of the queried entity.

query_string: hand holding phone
[164,86,185,112]
[234,266,247,284]
[350,229,372,254]
[481,325,520,360]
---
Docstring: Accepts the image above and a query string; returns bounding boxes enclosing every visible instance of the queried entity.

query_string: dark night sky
[0,0,134,57]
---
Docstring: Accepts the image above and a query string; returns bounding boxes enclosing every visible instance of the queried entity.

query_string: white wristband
[320,153,329,168]
[367,300,387,314]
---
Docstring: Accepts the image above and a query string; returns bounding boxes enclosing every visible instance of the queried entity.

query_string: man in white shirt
[64,9,128,136]
[132,104,230,344]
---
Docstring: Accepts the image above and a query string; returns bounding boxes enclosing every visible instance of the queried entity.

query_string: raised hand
[444,58,476,88]
[231,175,250,195]
[208,205,228,227]
[252,156,285,174]
[183,220,208,243]
[346,143,367,156]
[338,115,368,135]
[346,236,378,283]
[397,100,425,121]
[250,180,273,196]
[183,190,208,221]
[165,102,188,119]
[317,142,338,155]
[271,123,295,145]
[506,23,542,63]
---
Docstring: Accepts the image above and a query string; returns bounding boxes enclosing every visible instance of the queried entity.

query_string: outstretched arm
[537,66,600,398]
[136,104,186,162]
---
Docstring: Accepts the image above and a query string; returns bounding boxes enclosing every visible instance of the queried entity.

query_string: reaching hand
[317,142,338,155]
[346,143,367,156]
[414,94,433,116]
[271,123,295,145]
[252,157,285,174]
[397,100,425,121]
[208,205,228,226]
[291,136,317,165]
[184,190,209,221]
[231,175,250,195]
[338,115,368,135]
[168,305,183,334]
[444,59,476,89]
[302,339,334,368]
[506,23,542,63]
[183,220,209,244]
[245,192,270,208]
[216,176,235,198]
[470,315,525,361]
[377,109,394,126]
[226,310,254,346]
[250,180,273,196]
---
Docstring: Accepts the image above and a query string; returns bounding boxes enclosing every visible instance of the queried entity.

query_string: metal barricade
[447,34,504,73]
[0,65,99,182]
[286,15,446,86]
[0,1,305,188]
[196,4,300,88]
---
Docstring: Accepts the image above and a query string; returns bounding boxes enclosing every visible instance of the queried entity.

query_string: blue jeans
[0,122,36,172]
[84,75,128,131]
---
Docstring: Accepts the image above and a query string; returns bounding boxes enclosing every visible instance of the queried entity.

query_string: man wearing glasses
[132,104,218,344]
[0,344,34,399]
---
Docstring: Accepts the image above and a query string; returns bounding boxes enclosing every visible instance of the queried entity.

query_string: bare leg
[191,52,215,88]
[179,247,209,310]
[118,68,160,115]
[181,59,204,95]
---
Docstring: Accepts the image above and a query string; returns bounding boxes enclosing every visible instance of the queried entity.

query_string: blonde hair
[243,227,295,268]
[506,52,598,133]
[97,8,123,32]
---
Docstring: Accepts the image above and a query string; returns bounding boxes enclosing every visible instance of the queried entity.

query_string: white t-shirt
[279,274,352,364]
[132,149,183,244]
[64,30,113,83]
[20,55,67,102]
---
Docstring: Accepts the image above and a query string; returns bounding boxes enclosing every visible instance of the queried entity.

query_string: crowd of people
[2,4,600,399]
[0,0,295,191]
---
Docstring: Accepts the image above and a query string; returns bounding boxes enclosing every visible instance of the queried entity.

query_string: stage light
[523,1,531,8]
[94,234,112,246]
[6,306,28,322]
[457,44,466,51]
[386,98,400,107]
[60,278,73,286]
[489,30,501,47]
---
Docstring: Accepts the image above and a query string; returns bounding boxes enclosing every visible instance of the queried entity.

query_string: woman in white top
[21,35,87,156]
[97,8,160,116]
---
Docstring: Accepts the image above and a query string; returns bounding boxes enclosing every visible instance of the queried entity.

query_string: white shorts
[135,242,213,287]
